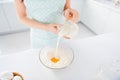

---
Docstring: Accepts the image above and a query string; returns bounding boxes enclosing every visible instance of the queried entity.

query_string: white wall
[0,4,10,33]
[71,0,83,21]
[0,2,29,35]
[81,0,120,34]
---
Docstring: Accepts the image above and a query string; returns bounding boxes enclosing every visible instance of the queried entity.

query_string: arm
[64,0,71,10]
[14,0,60,34]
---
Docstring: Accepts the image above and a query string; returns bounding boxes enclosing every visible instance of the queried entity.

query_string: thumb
[54,24,63,29]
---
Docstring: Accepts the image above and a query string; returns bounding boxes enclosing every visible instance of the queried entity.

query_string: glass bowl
[39,44,74,69]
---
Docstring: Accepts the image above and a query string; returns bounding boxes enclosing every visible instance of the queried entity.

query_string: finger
[73,13,77,22]
[54,25,60,32]
[70,10,79,22]
[64,36,70,39]
[53,29,58,34]
[71,10,77,19]
[65,9,71,15]
[66,9,76,20]
[55,24,63,29]
[74,10,79,21]
[74,10,79,20]
[54,24,62,26]
[53,24,59,29]
[65,9,71,19]
[70,10,75,18]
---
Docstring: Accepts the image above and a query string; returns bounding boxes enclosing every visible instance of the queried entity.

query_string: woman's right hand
[46,24,61,34]
[46,24,70,39]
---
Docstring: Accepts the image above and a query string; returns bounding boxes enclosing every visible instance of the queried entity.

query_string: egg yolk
[51,57,60,63]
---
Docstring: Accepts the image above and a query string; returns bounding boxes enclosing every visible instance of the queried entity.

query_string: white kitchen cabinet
[0,2,29,35]
[81,0,120,34]
[0,4,10,33]
[2,2,29,32]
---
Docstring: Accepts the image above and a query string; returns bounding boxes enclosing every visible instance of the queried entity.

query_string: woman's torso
[24,0,66,39]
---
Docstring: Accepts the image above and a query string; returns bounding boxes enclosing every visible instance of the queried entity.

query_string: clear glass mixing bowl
[39,44,74,69]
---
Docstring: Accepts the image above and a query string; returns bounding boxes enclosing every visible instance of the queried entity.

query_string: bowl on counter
[39,44,74,69]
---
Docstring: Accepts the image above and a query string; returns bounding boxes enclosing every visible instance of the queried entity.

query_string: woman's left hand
[64,8,79,23]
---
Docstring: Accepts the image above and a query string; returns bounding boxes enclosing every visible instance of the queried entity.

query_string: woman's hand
[46,24,61,34]
[64,8,79,22]
[46,24,70,39]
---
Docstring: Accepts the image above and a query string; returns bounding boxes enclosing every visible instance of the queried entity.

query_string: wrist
[64,8,71,11]
[44,24,51,31]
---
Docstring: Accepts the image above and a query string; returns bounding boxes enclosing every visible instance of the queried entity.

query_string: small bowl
[39,44,74,69]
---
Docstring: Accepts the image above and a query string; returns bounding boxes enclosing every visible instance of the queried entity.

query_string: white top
[0,32,120,80]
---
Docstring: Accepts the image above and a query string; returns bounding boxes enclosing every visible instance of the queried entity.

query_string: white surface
[0,23,95,55]
[2,3,29,32]
[0,3,29,34]
[71,0,83,21]
[0,0,13,3]
[0,32,120,80]
[0,31,31,55]
[94,0,120,12]
[0,4,10,33]
[0,0,13,4]
[0,50,1,55]
[81,0,120,34]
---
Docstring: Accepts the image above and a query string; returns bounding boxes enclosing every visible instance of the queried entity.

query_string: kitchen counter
[0,32,120,80]
[0,0,13,3]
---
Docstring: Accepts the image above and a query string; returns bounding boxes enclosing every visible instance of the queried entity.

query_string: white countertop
[0,32,120,80]
[0,0,13,3]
